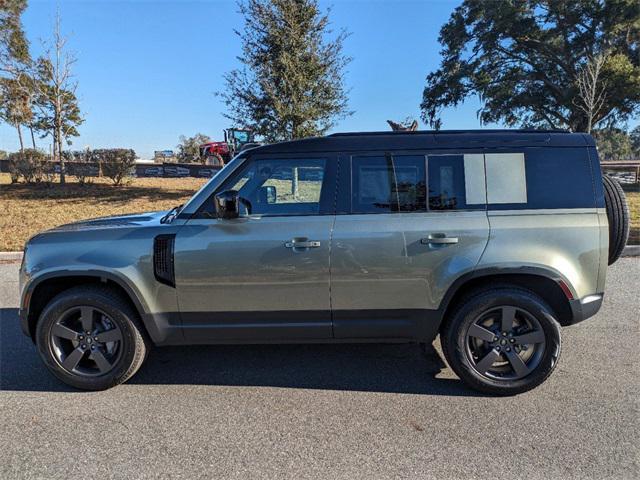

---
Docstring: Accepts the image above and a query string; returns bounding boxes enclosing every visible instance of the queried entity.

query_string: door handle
[421,234,459,245]
[285,238,321,249]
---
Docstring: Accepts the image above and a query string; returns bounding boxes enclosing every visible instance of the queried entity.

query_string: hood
[47,210,168,233]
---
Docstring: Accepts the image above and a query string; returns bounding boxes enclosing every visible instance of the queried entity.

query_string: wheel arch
[22,270,150,342]
[438,267,575,328]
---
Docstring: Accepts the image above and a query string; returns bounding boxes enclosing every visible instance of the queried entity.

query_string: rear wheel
[603,174,629,265]
[36,286,149,390]
[441,287,561,395]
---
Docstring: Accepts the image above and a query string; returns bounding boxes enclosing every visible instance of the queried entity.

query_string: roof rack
[328,129,570,137]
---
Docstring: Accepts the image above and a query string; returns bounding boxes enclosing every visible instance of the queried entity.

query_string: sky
[1,0,633,159]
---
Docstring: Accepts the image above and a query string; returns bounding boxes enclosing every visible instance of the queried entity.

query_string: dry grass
[0,173,638,252]
[623,186,640,245]
[0,173,208,251]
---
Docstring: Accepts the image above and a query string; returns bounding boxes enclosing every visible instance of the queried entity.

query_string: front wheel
[441,287,562,395]
[36,286,150,390]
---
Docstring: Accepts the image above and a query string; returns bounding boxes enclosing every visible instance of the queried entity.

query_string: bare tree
[574,53,608,134]
[33,11,82,184]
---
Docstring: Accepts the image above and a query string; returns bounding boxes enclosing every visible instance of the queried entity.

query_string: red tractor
[199,128,255,166]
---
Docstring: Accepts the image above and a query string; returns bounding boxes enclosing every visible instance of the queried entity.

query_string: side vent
[153,234,176,287]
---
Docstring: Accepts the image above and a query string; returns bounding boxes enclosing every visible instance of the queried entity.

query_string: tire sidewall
[36,290,139,390]
[445,290,561,395]
[603,174,629,265]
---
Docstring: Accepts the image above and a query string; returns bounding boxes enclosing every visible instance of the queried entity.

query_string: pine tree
[220,0,352,142]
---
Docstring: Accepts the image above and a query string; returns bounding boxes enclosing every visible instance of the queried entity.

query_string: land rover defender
[18,130,629,394]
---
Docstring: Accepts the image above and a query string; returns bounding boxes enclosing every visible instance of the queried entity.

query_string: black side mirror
[214,190,240,219]
[258,185,277,204]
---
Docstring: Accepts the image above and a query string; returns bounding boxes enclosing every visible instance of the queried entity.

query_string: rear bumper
[568,293,604,325]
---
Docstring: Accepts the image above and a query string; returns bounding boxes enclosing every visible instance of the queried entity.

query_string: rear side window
[395,156,427,211]
[351,155,426,213]
[427,154,486,210]
[352,156,395,213]
[484,148,595,210]
[522,148,595,209]
[428,155,467,210]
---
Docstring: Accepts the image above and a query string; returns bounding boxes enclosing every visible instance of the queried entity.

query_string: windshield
[233,130,250,143]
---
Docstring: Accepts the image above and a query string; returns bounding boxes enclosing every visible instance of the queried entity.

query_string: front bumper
[568,293,604,325]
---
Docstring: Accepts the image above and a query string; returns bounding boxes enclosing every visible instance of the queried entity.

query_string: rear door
[330,152,490,340]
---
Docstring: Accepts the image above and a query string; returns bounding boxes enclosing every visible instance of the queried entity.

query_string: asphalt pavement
[1,258,638,479]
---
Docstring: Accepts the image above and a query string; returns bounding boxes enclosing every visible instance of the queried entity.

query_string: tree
[630,125,640,156]
[421,0,640,131]
[0,1,36,151]
[33,11,83,184]
[0,0,29,79]
[219,0,351,142]
[593,128,633,160]
[0,73,33,151]
[575,53,609,134]
[176,133,210,163]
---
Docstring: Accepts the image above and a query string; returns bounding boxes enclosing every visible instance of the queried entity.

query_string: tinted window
[203,158,327,217]
[428,155,469,210]
[522,147,595,209]
[483,148,596,210]
[352,156,395,213]
[351,155,426,213]
[395,155,426,212]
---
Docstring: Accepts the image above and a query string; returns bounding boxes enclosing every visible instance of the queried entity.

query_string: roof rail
[328,129,570,137]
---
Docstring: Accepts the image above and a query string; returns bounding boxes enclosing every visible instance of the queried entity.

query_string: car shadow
[0,308,485,397]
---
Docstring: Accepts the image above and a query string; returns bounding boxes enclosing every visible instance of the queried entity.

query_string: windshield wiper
[160,204,183,224]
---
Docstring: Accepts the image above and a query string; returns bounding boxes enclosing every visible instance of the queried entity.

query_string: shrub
[63,149,96,185]
[92,148,136,186]
[8,149,55,185]
[7,153,20,183]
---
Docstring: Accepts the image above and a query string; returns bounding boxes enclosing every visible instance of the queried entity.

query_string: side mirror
[258,185,277,204]
[214,190,239,219]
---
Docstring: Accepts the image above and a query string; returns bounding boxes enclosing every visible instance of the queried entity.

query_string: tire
[207,153,224,167]
[603,174,630,265]
[35,285,150,390]
[441,287,562,396]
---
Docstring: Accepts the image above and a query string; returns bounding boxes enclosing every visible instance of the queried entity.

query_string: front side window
[214,157,327,216]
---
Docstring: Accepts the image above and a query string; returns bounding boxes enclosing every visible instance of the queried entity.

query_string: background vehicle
[19,130,629,394]
[199,128,256,166]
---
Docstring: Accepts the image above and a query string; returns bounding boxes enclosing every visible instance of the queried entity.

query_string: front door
[174,154,336,342]
[330,152,490,340]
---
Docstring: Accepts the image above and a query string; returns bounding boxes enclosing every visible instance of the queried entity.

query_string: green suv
[18,130,629,394]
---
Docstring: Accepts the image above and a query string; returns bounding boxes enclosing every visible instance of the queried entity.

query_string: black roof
[249,129,594,155]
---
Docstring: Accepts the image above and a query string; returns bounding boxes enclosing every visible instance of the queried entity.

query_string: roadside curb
[0,251,23,261]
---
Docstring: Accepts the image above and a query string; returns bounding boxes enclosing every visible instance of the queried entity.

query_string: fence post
[292,167,299,198]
